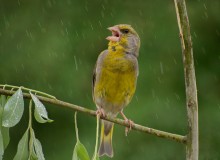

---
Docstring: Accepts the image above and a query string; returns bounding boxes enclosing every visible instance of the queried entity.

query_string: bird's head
[106,24,140,57]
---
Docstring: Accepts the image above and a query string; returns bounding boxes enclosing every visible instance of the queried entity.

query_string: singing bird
[92,24,140,157]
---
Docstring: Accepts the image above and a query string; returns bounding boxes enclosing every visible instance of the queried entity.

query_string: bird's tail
[98,120,114,158]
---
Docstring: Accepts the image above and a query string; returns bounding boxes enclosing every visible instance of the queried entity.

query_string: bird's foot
[96,108,106,118]
[120,111,134,136]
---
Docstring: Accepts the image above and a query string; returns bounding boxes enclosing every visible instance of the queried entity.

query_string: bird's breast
[94,51,138,113]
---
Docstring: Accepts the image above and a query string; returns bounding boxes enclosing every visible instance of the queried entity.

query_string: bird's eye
[121,29,129,34]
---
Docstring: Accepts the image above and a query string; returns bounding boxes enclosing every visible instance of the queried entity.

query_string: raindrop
[160,62,164,75]
[138,10,143,16]
[21,64,25,70]
[174,93,180,100]
[98,21,102,28]
[65,28,69,35]
[201,47,206,54]
[75,31,79,37]
[47,0,52,7]
[48,84,52,90]
[85,5,88,12]
[67,0,71,5]
[216,30,220,36]
[173,57,177,64]
[155,113,158,119]
[82,32,85,40]
[102,4,105,10]
[101,11,105,18]
[60,20,64,26]
[74,56,78,71]
[157,77,162,83]
[135,96,139,102]
[90,24,94,30]
[203,3,207,10]
[204,12,208,18]
[110,12,114,17]
[193,32,197,38]
[151,89,155,98]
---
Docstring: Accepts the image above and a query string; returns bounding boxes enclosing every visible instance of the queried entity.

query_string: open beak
[106,26,121,42]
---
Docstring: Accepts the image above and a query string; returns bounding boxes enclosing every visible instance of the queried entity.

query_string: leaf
[2,88,24,127]
[30,93,53,123]
[72,141,90,160]
[13,129,29,160]
[29,128,38,160]
[0,95,6,108]
[0,95,10,151]
[0,95,6,120]
[30,153,38,160]
[33,138,45,160]
[1,127,10,149]
[72,112,90,160]
[0,129,4,159]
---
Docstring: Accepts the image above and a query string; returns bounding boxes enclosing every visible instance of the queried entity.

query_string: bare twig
[174,0,199,159]
[0,88,187,144]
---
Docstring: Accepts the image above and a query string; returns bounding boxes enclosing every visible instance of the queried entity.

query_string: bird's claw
[96,108,106,118]
[125,119,134,136]
[120,111,134,136]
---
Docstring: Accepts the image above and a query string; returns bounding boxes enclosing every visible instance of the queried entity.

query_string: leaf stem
[28,99,33,129]
[92,114,100,160]
[0,84,56,99]
[74,112,79,142]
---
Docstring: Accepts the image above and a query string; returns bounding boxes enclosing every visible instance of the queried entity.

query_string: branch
[0,88,187,144]
[174,0,199,159]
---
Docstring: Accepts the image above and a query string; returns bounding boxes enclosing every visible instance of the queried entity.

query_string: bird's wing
[92,50,108,101]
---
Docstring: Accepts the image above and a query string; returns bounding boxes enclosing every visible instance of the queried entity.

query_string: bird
[92,24,140,158]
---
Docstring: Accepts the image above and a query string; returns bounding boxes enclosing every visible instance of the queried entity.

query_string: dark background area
[0,0,219,159]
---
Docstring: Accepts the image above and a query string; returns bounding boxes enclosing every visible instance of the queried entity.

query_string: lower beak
[106,26,120,42]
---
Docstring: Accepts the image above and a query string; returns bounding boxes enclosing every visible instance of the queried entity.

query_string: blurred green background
[0,0,219,159]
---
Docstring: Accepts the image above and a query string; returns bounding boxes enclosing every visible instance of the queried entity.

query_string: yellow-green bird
[92,24,140,157]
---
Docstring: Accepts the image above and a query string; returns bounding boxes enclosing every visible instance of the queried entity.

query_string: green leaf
[1,127,10,149]
[0,95,10,150]
[13,129,29,160]
[30,93,53,123]
[72,141,90,160]
[29,128,38,160]
[0,95,10,158]
[0,95,6,121]
[72,113,90,160]
[29,153,38,160]
[0,95,6,108]
[33,138,45,160]
[2,88,24,127]
[0,129,4,159]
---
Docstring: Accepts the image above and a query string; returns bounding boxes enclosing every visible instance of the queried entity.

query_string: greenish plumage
[92,24,140,157]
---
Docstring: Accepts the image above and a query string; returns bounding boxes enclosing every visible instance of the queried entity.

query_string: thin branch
[0,88,187,144]
[0,84,56,99]
[174,0,199,160]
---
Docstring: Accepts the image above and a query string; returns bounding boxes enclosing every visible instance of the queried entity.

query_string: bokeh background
[0,0,219,159]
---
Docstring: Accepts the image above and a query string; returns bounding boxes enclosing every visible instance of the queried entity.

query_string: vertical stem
[74,112,79,142]
[92,114,100,160]
[174,0,199,160]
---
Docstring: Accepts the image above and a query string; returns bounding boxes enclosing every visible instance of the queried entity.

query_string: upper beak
[106,26,121,42]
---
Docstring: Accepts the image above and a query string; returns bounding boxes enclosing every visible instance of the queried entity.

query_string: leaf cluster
[0,88,53,160]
